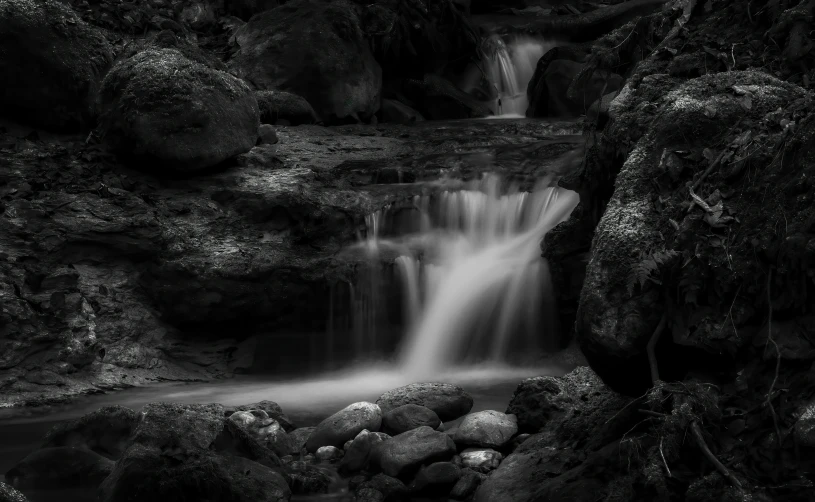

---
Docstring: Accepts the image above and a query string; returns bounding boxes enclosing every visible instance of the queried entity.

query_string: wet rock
[376,383,473,421]
[133,402,225,451]
[373,426,457,478]
[453,410,517,448]
[357,473,408,501]
[380,99,425,124]
[216,416,285,467]
[226,411,294,457]
[0,0,113,131]
[5,447,114,489]
[410,461,461,494]
[315,445,344,462]
[98,443,291,502]
[0,482,28,502]
[450,468,482,499]
[289,427,315,453]
[306,402,382,452]
[459,448,503,473]
[98,47,259,172]
[231,0,382,123]
[382,404,441,435]
[256,90,319,126]
[288,460,333,494]
[258,124,279,145]
[41,405,139,459]
[338,429,389,475]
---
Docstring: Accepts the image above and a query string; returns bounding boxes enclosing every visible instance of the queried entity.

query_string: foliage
[627,249,680,297]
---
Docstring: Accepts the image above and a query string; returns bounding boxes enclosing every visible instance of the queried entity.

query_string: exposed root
[647,312,668,384]
[650,0,698,56]
[659,437,672,478]
[764,269,784,450]
[691,420,744,491]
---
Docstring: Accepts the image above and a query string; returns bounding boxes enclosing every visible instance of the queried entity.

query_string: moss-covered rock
[0,0,113,131]
[97,47,259,172]
[229,0,382,124]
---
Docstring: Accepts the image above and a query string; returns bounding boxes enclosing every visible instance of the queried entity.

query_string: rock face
[453,410,517,448]
[231,0,382,123]
[256,90,319,126]
[5,447,114,489]
[306,402,382,452]
[98,47,259,172]
[0,0,113,131]
[41,405,139,459]
[373,426,457,478]
[376,383,473,421]
[382,404,441,435]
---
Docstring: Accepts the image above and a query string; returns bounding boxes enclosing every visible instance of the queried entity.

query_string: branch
[691,421,744,491]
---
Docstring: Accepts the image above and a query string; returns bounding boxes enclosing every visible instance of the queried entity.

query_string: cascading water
[343,174,579,377]
[480,35,552,117]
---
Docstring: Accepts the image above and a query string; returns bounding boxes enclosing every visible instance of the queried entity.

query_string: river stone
[226,411,293,458]
[376,383,473,421]
[380,99,425,124]
[256,89,319,125]
[227,401,295,432]
[133,402,225,451]
[373,426,457,478]
[258,124,278,145]
[453,410,518,448]
[0,482,27,502]
[410,461,461,493]
[460,448,503,473]
[216,418,284,468]
[450,468,482,499]
[315,445,344,462]
[338,429,388,475]
[41,405,139,459]
[288,460,333,494]
[382,404,441,435]
[357,473,408,501]
[5,447,114,489]
[0,0,113,131]
[98,47,259,172]
[355,488,385,502]
[306,402,382,452]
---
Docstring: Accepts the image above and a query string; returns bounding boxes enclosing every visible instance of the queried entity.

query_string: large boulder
[230,0,382,123]
[376,383,473,421]
[97,47,260,172]
[527,58,623,118]
[453,410,518,449]
[132,402,226,451]
[0,0,113,131]
[372,426,457,478]
[410,461,461,494]
[5,447,114,489]
[306,402,382,452]
[382,404,441,435]
[227,411,294,457]
[41,405,139,459]
[256,90,319,126]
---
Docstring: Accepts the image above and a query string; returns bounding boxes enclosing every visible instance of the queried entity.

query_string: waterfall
[481,35,551,117]
[342,174,578,376]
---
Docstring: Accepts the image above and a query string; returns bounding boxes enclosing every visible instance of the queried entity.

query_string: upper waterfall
[480,35,552,117]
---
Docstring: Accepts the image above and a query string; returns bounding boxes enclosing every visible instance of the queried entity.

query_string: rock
[527,58,623,118]
[256,90,319,126]
[0,482,27,502]
[132,402,225,451]
[410,461,461,494]
[227,0,280,20]
[382,404,441,435]
[357,473,408,501]
[510,433,531,451]
[289,427,315,453]
[404,74,492,120]
[794,400,815,447]
[587,90,620,124]
[338,429,389,475]
[460,449,503,473]
[5,447,114,489]
[231,0,382,124]
[179,1,217,31]
[355,487,385,502]
[235,144,284,168]
[453,410,518,448]
[98,443,291,502]
[226,411,294,457]
[373,426,457,478]
[306,402,382,452]
[380,99,425,124]
[41,405,139,459]
[98,47,259,172]
[288,460,333,495]
[258,124,279,145]
[450,468,482,499]
[0,0,113,131]
[376,383,473,421]
[216,417,284,468]
[315,445,344,462]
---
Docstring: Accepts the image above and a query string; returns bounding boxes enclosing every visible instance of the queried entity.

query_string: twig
[691,148,728,192]
[764,269,784,449]
[648,312,668,384]
[659,437,672,478]
[639,409,668,418]
[691,420,743,491]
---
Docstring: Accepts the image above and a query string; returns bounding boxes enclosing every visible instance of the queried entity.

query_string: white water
[349,174,579,378]
[481,35,552,117]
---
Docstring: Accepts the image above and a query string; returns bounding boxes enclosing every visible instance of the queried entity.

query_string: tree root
[764,269,784,450]
[647,312,668,384]
[650,0,698,56]
[691,420,744,491]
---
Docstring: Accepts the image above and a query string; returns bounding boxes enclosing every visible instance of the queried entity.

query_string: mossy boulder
[256,90,319,125]
[0,0,113,131]
[229,0,382,124]
[97,47,259,172]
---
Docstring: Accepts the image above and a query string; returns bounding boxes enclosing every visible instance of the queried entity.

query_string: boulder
[0,0,113,131]
[289,427,315,453]
[131,402,225,451]
[215,418,285,468]
[306,402,382,452]
[338,429,389,475]
[227,400,295,432]
[373,426,457,478]
[98,444,291,502]
[452,410,518,448]
[97,47,259,172]
[356,473,408,501]
[410,461,461,494]
[404,74,492,120]
[315,446,344,462]
[460,449,503,473]
[382,404,441,435]
[527,58,623,118]
[230,0,382,123]
[794,400,815,448]
[450,468,482,499]
[380,99,425,124]
[287,460,333,495]
[0,482,27,502]
[376,383,473,421]
[5,447,114,489]
[226,411,294,457]
[258,124,279,145]
[355,487,385,502]
[41,405,139,459]
[256,90,319,126]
